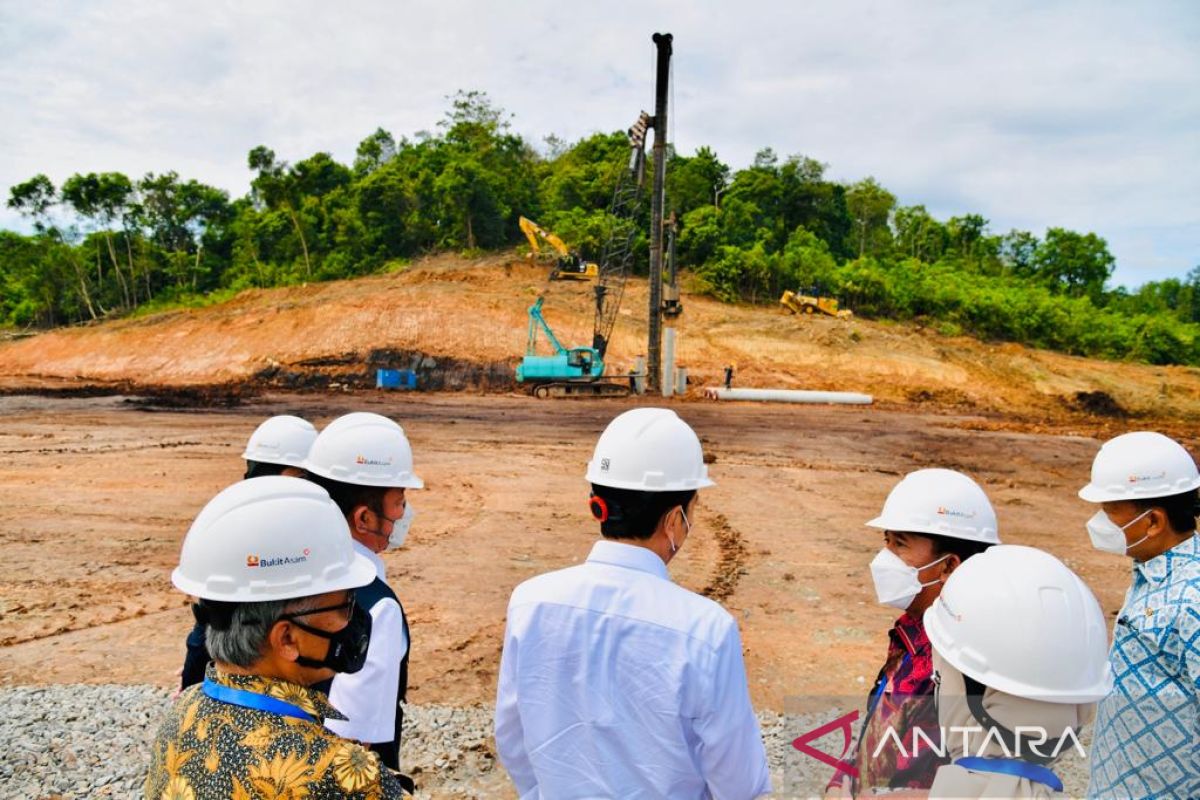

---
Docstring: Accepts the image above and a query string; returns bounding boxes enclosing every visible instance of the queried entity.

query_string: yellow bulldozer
[780,289,853,319]
[519,216,599,281]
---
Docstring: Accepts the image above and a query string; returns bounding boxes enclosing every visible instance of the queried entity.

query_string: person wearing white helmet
[145,477,413,799]
[303,411,422,789]
[1079,431,1200,800]
[241,414,318,479]
[178,414,320,691]
[918,545,1113,798]
[494,407,771,799]
[828,469,1000,797]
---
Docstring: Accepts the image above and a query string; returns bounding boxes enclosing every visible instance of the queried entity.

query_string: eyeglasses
[281,593,356,622]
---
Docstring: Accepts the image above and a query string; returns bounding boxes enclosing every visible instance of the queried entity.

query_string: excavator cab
[551,254,599,281]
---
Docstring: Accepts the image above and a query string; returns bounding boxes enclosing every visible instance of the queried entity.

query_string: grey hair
[206,595,324,667]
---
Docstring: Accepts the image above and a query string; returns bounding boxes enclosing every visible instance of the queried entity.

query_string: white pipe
[662,327,676,397]
[704,387,873,405]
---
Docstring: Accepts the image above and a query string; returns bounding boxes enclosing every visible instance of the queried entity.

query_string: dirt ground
[0,389,1175,717]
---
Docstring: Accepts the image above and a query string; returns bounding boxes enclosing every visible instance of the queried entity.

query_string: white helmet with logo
[172,476,375,602]
[304,412,423,489]
[866,468,999,544]
[241,415,318,468]
[1078,431,1200,503]
[924,544,1113,703]
[586,408,715,491]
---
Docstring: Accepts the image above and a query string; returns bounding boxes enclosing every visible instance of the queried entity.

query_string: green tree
[845,177,895,257]
[666,145,730,216]
[354,127,397,176]
[248,146,313,276]
[1033,228,1115,300]
[61,171,137,308]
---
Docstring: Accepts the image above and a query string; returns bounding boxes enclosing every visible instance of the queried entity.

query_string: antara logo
[356,454,394,466]
[1128,471,1166,484]
[936,507,977,519]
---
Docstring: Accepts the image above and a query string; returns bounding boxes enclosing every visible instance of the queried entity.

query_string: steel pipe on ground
[703,387,873,405]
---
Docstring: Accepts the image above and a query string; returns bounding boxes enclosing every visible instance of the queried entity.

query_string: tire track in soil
[700,512,748,602]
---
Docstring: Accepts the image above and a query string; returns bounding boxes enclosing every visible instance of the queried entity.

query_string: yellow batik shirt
[145,665,408,800]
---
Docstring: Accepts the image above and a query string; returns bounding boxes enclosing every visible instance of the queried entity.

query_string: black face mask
[286,602,372,674]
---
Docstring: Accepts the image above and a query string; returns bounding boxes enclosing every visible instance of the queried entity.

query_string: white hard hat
[172,476,376,603]
[304,412,424,489]
[1078,431,1200,503]
[586,408,715,491]
[241,415,317,468]
[924,544,1113,703]
[866,468,1000,544]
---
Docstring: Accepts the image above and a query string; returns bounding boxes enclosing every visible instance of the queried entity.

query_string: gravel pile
[1,685,1093,798]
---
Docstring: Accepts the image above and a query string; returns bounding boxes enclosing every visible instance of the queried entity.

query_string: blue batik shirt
[1089,534,1200,800]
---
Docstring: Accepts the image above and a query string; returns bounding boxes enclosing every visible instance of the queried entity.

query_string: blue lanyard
[202,678,316,723]
[954,756,1063,792]
[860,651,912,746]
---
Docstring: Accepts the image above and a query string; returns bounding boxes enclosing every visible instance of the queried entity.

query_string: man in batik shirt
[146,477,410,799]
[827,469,1000,796]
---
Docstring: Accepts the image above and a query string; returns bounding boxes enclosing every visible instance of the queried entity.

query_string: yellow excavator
[780,289,853,319]
[519,216,599,281]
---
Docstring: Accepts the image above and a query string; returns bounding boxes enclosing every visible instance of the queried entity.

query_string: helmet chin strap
[961,673,1068,766]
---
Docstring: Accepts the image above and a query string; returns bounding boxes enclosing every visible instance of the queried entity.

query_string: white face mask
[386,503,416,550]
[869,548,950,610]
[1087,508,1152,555]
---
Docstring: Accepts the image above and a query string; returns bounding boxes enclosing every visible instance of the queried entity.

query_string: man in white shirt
[303,412,421,792]
[495,407,772,800]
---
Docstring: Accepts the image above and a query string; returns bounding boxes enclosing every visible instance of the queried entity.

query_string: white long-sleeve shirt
[495,539,771,800]
[326,540,408,744]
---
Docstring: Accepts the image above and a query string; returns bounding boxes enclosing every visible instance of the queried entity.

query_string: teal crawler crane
[516,111,650,398]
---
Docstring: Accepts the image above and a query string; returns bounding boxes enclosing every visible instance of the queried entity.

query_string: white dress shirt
[326,540,408,744]
[495,539,771,800]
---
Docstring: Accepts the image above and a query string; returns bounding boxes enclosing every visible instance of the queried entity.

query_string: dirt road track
[0,390,1170,711]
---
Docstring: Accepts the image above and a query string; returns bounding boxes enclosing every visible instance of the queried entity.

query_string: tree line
[4,91,1198,365]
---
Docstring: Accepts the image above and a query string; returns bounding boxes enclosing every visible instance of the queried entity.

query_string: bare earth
[2,253,1198,796]
[0,391,1173,710]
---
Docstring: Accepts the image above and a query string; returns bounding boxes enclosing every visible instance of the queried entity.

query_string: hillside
[3,251,1199,426]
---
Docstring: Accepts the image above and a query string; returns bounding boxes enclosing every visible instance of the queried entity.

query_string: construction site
[3,28,1200,800]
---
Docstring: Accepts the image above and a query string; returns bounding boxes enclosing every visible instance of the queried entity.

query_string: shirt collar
[1135,532,1199,585]
[208,664,348,722]
[352,538,386,581]
[586,539,670,581]
[890,611,930,657]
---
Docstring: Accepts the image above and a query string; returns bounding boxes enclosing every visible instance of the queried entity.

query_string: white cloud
[1,0,1196,286]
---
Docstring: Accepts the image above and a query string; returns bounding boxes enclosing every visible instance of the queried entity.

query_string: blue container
[376,369,417,390]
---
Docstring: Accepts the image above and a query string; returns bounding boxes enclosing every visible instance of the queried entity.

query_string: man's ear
[941,553,962,577]
[351,504,373,533]
[268,619,300,662]
[1147,507,1169,538]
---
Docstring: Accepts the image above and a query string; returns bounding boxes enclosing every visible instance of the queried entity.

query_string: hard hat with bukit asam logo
[1078,431,1200,503]
[867,468,1000,544]
[172,476,374,603]
[304,412,423,489]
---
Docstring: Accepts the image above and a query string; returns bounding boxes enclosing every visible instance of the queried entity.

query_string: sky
[1,0,1196,288]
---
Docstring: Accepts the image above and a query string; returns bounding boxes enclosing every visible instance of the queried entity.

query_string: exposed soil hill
[3,251,1199,426]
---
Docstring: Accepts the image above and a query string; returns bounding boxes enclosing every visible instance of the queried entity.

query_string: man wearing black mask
[146,477,411,798]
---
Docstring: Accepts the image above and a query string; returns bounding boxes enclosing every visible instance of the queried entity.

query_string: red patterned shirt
[827,612,947,794]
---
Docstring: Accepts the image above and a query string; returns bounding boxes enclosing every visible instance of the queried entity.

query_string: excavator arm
[519,216,570,258]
